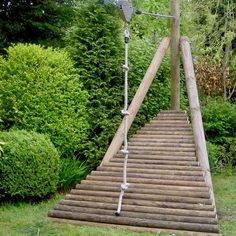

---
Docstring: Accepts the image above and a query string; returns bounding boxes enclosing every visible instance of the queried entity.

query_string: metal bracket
[118,0,133,22]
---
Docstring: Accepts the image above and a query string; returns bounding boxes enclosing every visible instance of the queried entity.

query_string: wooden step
[65,195,214,211]
[50,218,220,236]
[104,162,202,171]
[91,170,204,182]
[69,189,212,205]
[115,153,196,161]
[156,116,188,120]
[76,184,210,199]
[128,141,195,148]
[111,158,199,166]
[59,200,216,218]
[141,127,192,131]
[119,150,196,157]
[129,137,194,143]
[48,211,218,233]
[80,180,209,193]
[131,134,194,141]
[85,175,206,187]
[53,205,217,225]
[127,145,196,152]
[149,119,189,124]
[97,166,203,176]
[137,130,193,135]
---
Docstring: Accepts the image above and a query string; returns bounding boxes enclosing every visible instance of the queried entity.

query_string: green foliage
[58,158,89,191]
[66,2,123,166]
[128,37,171,134]
[207,142,221,171]
[0,44,89,158]
[0,0,76,52]
[0,130,59,200]
[202,97,236,143]
[203,97,236,171]
[130,0,170,43]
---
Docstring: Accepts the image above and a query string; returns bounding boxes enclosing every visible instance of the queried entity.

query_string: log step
[48,211,219,233]
[59,200,216,218]
[115,153,196,161]
[51,218,220,236]
[111,158,198,165]
[69,189,212,205]
[103,162,202,171]
[131,134,194,140]
[128,141,195,147]
[85,175,206,187]
[127,145,195,152]
[119,150,196,157]
[137,130,193,135]
[76,184,210,198]
[91,170,204,181]
[141,126,192,131]
[129,137,195,143]
[64,195,214,211]
[80,180,210,193]
[97,166,203,176]
[53,205,217,225]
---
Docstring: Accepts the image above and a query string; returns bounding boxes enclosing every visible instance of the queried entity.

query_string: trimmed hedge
[0,130,59,200]
[0,44,89,158]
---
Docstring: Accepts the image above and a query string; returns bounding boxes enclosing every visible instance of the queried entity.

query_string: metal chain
[115,22,130,216]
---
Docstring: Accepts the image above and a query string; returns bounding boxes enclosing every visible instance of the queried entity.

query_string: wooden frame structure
[49,1,219,234]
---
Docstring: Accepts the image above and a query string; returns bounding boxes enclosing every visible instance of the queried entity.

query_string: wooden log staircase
[49,110,219,235]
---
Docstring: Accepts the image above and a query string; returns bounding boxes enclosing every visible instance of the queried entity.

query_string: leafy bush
[207,142,221,171]
[128,37,171,135]
[0,44,89,158]
[202,97,236,143]
[0,130,59,200]
[207,139,236,173]
[66,3,123,166]
[58,158,89,191]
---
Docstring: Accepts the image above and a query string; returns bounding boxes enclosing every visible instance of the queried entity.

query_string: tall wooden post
[170,0,180,110]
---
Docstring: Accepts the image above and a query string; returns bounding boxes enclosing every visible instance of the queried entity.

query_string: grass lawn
[0,174,235,236]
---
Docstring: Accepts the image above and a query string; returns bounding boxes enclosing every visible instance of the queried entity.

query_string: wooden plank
[50,218,220,236]
[80,180,209,192]
[101,38,170,165]
[49,211,219,233]
[59,200,216,218]
[54,205,217,225]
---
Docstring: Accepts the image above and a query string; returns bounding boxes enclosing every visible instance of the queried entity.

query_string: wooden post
[180,37,216,211]
[170,0,180,110]
[101,38,170,166]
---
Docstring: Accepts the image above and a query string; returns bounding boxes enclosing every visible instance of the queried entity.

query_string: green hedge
[0,44,89,158]
[0,130,59,200]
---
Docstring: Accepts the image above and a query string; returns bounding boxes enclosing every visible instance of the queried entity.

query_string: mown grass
[0,174,236,236]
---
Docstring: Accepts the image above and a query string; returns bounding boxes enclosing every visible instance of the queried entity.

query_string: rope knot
[121,109,130,116]
[121,149,129,155]
[123,65,129,71]
[121,183,129,191]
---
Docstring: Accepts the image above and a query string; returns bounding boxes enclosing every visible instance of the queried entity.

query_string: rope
[115,22,130,216]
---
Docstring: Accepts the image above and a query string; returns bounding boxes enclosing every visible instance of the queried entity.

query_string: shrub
[207,142,221,171]
[66,3,123,166]
[0,44,89,158]
[0,130,59,200]
[202,97,236,143]
[128,37,171,135]
[58,158,89,191]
